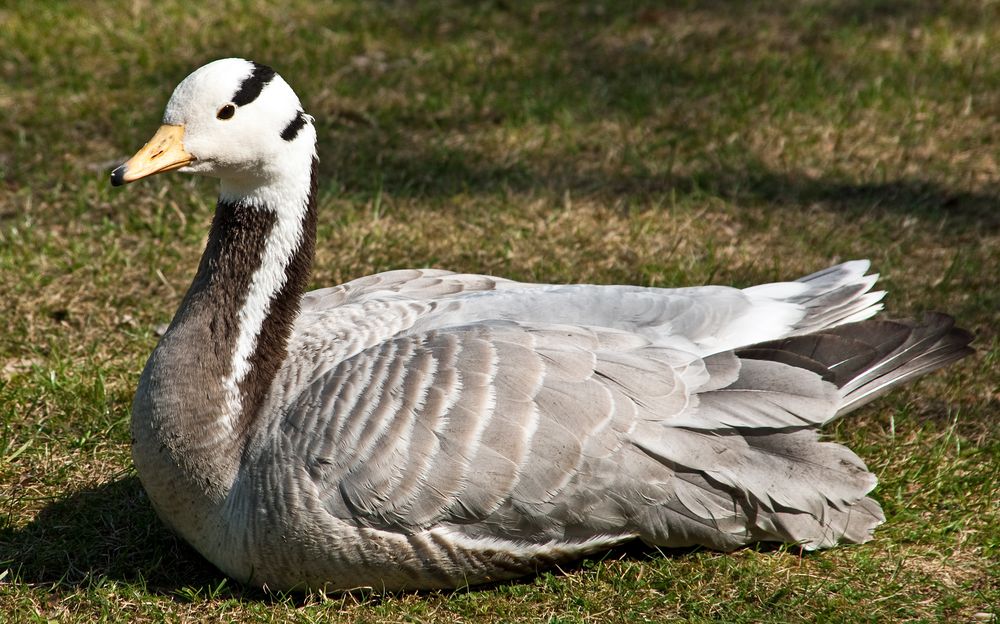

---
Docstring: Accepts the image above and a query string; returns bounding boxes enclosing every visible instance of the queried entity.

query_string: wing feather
[255,261,909,564]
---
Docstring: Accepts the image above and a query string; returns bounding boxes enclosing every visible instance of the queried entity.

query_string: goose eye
[216,104,236,120]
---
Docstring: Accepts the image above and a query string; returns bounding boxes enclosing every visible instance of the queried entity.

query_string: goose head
[111,58,315,192]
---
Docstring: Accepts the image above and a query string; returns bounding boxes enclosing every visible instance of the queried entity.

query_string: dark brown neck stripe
[237,156,319,437]
[185,196,275,373]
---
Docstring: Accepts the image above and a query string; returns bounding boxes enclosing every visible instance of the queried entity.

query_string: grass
[1,0,997,621]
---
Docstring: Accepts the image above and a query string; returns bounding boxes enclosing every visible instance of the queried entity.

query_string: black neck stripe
[281,110,308,141]
[231,62,276,106]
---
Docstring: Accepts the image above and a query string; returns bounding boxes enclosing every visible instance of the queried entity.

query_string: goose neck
[131,156,318,514]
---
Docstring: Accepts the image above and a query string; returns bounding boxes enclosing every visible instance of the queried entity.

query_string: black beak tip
[110,164,126,187]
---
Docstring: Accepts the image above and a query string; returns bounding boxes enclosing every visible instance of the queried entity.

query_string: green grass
[1,0,997,621]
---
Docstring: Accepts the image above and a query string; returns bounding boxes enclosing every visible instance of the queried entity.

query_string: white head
[111,58,316,191]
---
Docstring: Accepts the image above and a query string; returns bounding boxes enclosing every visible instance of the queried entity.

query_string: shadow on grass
[0,476,234,596]
[0,476,711,601]
[321,129,999,233]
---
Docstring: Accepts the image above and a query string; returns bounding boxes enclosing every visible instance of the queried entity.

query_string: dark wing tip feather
[738,313,973,417]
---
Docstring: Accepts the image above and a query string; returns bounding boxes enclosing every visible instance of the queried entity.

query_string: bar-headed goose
[111,58,972,592]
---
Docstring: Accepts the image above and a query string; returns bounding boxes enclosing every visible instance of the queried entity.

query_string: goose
[110,58,973,592]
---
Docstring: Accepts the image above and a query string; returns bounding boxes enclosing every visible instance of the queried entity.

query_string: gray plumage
[229,266,969,590]
[117,59,974,592]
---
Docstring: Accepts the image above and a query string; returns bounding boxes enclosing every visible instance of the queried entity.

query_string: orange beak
[110,124,195,186]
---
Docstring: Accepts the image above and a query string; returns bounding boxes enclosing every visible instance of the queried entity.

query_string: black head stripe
[231,62,276,106]
[281,111,308,141]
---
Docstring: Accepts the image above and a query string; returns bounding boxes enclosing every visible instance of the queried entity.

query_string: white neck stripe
[220,162,313,425]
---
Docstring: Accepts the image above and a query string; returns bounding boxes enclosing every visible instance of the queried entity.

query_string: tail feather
[787,260,886,333]
[634,312,971,552]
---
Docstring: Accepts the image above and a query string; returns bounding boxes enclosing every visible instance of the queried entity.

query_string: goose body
[113,59,973,591]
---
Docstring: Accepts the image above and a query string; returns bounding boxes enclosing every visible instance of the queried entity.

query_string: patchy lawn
[1,1,997,622]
